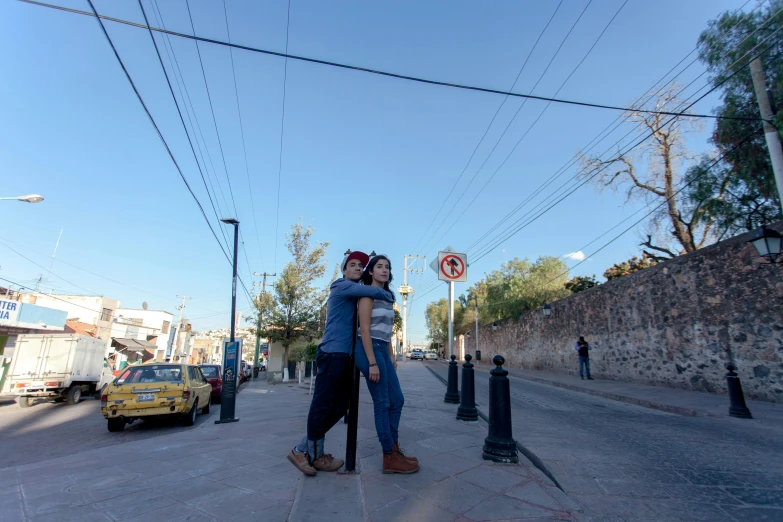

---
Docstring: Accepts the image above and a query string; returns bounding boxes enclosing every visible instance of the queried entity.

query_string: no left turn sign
[438,251,468,282]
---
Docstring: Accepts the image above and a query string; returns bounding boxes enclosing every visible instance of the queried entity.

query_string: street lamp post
[0,194,44,203]
[216,218,240,425]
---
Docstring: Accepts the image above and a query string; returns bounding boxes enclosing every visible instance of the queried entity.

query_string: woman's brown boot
[392,442,418,463]
[383,452,419,474]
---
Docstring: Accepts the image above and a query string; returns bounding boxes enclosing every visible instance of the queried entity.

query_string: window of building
[100,308,112,322]
[162,321,170,334]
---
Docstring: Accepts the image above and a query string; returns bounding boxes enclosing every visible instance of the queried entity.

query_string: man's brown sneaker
[392,442,418,463]
[287,450,316,476]
[312,453,344,472]
[383,452,419,474]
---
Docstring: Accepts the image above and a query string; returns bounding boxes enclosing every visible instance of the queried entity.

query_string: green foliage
[425,256,570,340]
[393,309,402,337]
[603,253,658,281]
[257,222,329,369]
[289,345,307,363]
[305,343,318,361]
[685,2,783,233]
[565,275,599,293]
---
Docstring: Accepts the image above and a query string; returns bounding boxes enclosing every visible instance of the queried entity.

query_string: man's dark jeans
[579,356,591,379]
[294,349,352,458]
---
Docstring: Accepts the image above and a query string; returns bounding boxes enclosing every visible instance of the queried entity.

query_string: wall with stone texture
[464,222,783,403]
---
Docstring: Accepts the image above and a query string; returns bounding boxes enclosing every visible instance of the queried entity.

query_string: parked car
[424,351,438,360]
[410,350,424,360]
[240,361,252,382]
[101,363,211,432]
[199,364,222,403]
[405,350,412,359]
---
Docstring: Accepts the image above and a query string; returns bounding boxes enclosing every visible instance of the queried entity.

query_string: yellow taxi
[101,363,212,432]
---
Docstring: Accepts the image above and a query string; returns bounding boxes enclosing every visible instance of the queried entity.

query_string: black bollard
[483,355,518,463]
[444,355,460,404]
[726,363,753,419]
[457,354,478,422]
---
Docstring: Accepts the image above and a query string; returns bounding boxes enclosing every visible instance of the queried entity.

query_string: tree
[258,222,329,372]
[565,275,599,293]
[425,298,451,346]
[603,253,658,281]
[393,309,402,339]
[684,2,783,233]
[580,88,713,258]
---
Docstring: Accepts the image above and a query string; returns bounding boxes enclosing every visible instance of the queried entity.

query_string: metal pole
[475,298,480,363]
[229,224,239,345]
[448,282,455,358]
[402,294,407,358]
[750,57,783,204]
[345,307,360,472]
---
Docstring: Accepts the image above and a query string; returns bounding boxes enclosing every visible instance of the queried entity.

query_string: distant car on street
[101,363,211,432]
[199,364,222,403]
[405,350,412,359]
[424,351,438,360]
[240,361,252,382]
[410,349,424,360]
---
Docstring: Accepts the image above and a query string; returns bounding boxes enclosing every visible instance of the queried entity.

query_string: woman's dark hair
[361,255,395,300]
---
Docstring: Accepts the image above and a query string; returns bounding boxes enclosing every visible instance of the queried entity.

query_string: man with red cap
[288,250,394,476]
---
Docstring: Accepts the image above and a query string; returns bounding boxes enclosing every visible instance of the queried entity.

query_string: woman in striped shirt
[357,255,419,474]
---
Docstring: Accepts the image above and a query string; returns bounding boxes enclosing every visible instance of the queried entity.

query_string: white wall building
[22,294,120,352]
[113,308,174,361]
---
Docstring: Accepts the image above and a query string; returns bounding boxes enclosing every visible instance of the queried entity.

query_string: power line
[421,0,628,256]
[551,129,760,282]
[222,0,265,270]
[468,26,783,265]
[16,0,770,124]
[148,0,232,253]
[85,0,255,307]
[183,0,240,220]
[274,0,292,271]
[136,0,231,254]
[0,241,99,296]
[83,0,230,265]
[411,0,566,253]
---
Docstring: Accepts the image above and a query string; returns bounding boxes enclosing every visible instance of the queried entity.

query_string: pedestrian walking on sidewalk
[357,255,419,474]
[288,250,395,477]
[574,336,593,380]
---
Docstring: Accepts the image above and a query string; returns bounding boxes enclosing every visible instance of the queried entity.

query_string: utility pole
[252,272,276,377]
[750,56,783,204]
[397,255,426,359]
[175,295,190,361]
[474,295,480,363]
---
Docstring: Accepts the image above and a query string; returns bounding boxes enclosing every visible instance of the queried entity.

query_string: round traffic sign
[440,254,465,280]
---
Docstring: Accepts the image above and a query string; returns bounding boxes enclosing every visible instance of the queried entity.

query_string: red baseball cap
[342,250,370,271]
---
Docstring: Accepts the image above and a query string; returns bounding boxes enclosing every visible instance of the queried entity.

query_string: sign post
[215,339,241,424]
[432,249,468,358]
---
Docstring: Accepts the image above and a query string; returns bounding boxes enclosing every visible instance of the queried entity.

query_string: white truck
[8,333,113,408]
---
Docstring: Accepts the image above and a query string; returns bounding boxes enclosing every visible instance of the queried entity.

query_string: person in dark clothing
[574,336,593,380]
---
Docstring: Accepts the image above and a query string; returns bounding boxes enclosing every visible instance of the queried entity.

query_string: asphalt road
[0,387,227,469]
[424,360,783,521]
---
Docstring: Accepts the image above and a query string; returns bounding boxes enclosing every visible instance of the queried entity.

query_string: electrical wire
[222,0,265,270]
[274,0,292,271]
[85,0,255,306]
[136,0,231,254]
[420,0,629,256]
[183,0,240,220]
[16,0,770,123]
[410,0,567,253]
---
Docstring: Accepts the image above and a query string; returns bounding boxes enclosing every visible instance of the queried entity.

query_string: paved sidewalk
[470,361,783,427]
[0,362,576,521]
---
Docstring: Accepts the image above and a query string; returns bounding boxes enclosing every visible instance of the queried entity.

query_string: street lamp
[748,225,782,264]
[0,194,44,203]
[543,303,552,317]
[220,218,240,343]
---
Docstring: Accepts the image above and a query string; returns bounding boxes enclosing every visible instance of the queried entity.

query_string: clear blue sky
[1,0,743,343]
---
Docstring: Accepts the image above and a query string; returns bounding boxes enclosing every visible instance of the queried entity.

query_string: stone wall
[465,222,783,402]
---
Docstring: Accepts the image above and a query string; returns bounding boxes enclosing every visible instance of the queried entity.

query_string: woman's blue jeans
[354,339,404,454]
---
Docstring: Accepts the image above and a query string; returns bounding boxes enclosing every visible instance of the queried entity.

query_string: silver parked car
[424,351,438,360]
[410,350,424,360]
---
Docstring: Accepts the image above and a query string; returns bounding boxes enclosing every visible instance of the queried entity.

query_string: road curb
[423,364,563,492]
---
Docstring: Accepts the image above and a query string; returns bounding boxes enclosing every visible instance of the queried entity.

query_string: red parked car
[199,364,222,403]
